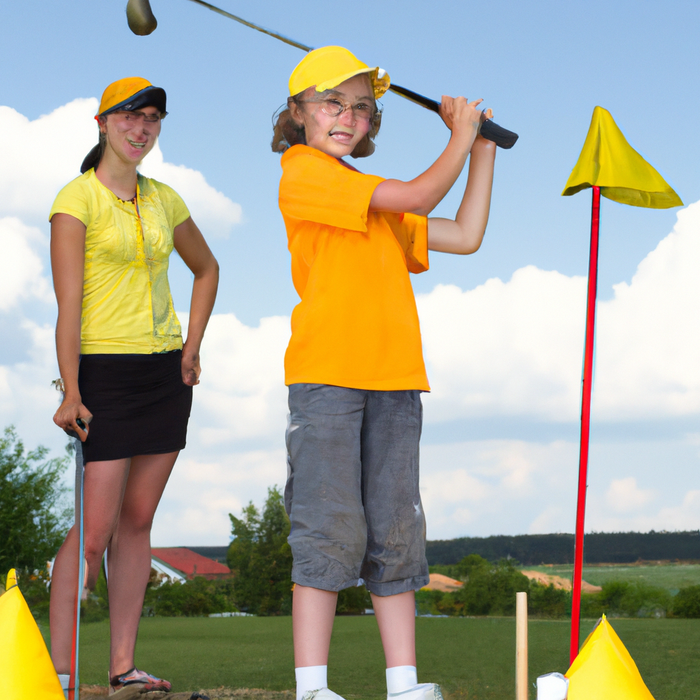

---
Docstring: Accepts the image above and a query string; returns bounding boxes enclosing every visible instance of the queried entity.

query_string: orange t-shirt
[279,145,430,391]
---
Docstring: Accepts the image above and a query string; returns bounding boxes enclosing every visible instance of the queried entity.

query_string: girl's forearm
[406,130,477,214]
[55,310,82,401]
[371,130,475,216]
[455,141,497,246]
[427,139,496,255]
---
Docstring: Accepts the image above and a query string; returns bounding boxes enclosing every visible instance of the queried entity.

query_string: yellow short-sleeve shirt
[279,145,430,391]
[49,169,190,354]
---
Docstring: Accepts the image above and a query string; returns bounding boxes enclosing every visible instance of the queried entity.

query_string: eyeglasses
[300,97,377,122]
[112,110,165,124]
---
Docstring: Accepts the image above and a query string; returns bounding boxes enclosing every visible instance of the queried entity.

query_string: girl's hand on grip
[439,96,483,136]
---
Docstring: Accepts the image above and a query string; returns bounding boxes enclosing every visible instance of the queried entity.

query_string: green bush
[14,568,52,619]
[81,566,110,622]
[144,576,238,617]
[17,564,111,623]
[421,559,674,620]
[598,580,630,612]
[580,591,604,618]
[528,581,570,618]
[456,557,529,616]
[227,486,293,616]
[673,585,700,618]
[624,582,671,618]
[336,585,372,615]
[0,426,71,573]
[415,588,448,616]
[597,580,671,618]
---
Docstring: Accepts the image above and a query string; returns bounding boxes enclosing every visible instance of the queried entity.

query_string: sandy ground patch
[422,573,464,592]
[521,570,602,592]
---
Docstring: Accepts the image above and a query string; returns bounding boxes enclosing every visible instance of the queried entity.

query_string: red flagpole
[570,186,601,663]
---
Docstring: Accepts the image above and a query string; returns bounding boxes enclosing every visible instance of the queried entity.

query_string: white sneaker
[302,689,347,700]
[388,683,444,700]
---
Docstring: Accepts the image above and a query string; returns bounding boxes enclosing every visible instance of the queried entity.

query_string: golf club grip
[480,120,519,149]
[389,83,518,149]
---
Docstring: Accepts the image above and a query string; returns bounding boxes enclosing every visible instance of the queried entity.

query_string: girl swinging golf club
[273,46,496,700]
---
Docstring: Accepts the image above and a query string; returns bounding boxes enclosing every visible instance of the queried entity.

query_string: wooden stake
[516,592,528,700]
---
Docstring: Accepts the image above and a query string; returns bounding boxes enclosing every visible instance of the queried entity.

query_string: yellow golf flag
[566,615,656,700]
[0,569,65,699]
[562,106,682,208]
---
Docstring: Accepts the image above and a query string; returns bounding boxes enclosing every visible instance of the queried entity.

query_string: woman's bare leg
[292,585,338,667]
[371,591,417,667]
[50,458,131,674]
[107,451,178,678]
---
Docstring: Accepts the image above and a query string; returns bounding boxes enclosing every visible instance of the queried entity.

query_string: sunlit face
[100,105,162,165]
[293,74,375,159]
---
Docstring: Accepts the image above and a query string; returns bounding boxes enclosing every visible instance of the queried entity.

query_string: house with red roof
[151,547,231,582]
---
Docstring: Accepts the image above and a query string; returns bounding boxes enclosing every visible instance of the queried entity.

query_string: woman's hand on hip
[181,347,201,386]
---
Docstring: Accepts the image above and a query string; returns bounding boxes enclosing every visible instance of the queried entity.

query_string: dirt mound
[422,573,463,592]
[521,570,602,593]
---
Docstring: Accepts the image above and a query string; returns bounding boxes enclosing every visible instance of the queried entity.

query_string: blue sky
[1,0,699,546]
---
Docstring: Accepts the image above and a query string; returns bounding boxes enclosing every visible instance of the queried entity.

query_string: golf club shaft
[186,0,312,51]
[70,439,85,700]
[181,0,518,148]
[388,84,518,149]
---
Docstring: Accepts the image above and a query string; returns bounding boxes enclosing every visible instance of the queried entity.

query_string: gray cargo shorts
[284,383,429,596]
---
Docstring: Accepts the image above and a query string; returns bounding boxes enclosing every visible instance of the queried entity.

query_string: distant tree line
[426,531,700,566]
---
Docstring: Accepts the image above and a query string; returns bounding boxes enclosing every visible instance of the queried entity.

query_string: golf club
[125,0,518,148]
[69,437,85,700]
[53,378,86,700]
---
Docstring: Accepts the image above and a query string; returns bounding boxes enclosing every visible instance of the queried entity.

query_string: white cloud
[420,439,578,539]
[420,438,700,540]
[140,148,242,238]
[0,319,62,443]
[0,217,52,309]
[180,312,290,447]
[0,101,96,221]
[419,199,700,423]
[595,200,700,418]
[0,100,242,236]
[605,477,655,513]
[152,448,287,546]
[419,268,587,423]
[588,489,700,534]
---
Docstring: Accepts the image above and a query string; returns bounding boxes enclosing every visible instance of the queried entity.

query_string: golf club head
[126,0,158,35]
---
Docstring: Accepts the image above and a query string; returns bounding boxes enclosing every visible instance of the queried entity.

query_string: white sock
[386,666,418,694]
[58,674,70,700]
[296,665,328,700]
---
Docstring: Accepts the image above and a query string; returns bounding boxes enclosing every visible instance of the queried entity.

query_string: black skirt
[78,350,193,463]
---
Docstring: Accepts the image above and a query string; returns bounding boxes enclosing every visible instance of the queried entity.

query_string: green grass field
[44,616,700,700]
[523,562,700,593]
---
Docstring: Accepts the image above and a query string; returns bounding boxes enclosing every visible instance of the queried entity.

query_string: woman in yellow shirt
[48,77,219,695]
[273,47,496,700]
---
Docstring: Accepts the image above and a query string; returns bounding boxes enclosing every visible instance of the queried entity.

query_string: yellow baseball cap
[289,46,390,99]
[98,77,167,116]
